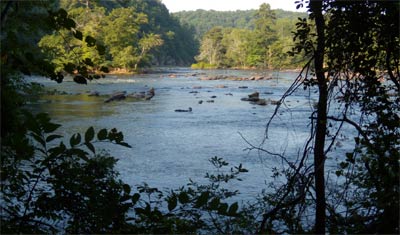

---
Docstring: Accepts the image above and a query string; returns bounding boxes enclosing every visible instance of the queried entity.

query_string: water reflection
[29,94,115,120]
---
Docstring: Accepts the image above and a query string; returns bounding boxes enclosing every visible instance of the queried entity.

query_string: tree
[252,3,277,68]
[134,33,164,70]
[101,7,147,70]
[223,28,252,68]
[195,27,226,67]
[257,0,399,233]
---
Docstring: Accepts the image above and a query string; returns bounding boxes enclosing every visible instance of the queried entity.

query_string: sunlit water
[27,68,354,202]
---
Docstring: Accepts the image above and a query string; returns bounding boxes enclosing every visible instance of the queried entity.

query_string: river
[27,67,353,202]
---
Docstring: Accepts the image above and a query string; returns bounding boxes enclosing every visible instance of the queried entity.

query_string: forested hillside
[173,9,307,39]
[175,4,308,69]
[39,0,198,72]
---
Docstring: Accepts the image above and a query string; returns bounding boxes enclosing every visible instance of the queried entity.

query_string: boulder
[144,87,155,100]
[104,91,126,103]
[254,99,267,106]
[241,91,261,102]
[269,99,281,105]
[88,91,100,96]
[125,88,155,100]
[175,107,192,112]
[248,92,259,99]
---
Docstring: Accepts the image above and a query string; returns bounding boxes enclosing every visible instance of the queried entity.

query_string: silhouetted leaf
[85,127,95,142]
[83,58,94,67]
[85,36,96,47]
[65,18,76,29]
[209,197,220,210]
[218,203,228,214]
[123,184,131,195]
[70,133,81,147]
[100,66,109,73]
[46,135,63,143]
[43,122,61,133]
[178,192,190,204]
[73,75,87,84]
[96,44,106,55]
[168,195,177,211]
[73,30,83,40]
[132,193,140,205]
[118,142,132,148]
[97,129,108,140]
[85,142,95,154]
[228,202,239,216]
[195,192,209,208]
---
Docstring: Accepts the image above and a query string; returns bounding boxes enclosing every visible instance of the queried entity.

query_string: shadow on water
[27,94,116,121]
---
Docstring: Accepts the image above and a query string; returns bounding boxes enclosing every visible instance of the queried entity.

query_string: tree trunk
[309,0,327,234]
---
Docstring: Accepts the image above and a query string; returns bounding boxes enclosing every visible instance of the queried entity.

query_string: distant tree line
[175,5,307,69]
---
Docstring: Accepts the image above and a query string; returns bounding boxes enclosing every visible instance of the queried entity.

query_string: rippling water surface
[27,68,351,201]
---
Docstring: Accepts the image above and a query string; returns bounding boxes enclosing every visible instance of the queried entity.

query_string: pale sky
[162,0,305,12]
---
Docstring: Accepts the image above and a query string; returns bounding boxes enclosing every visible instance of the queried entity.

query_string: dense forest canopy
[38,0,198,72]
[181,4,308,69]
[38,0,310,72]
[174,8,307,40]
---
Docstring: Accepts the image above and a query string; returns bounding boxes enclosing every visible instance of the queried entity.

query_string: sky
[161,0,305,12]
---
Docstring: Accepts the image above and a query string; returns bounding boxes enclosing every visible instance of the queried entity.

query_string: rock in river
[175,107,192,112]
[104,91,126,103]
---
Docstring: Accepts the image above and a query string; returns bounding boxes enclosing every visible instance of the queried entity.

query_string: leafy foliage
[0,112,133,233]
[41,0,198,70]
[191,4,308,69]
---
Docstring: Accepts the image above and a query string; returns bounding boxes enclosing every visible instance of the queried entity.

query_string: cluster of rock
[241,92,281,106]
[200,75,272,81]
[103,88,155,103]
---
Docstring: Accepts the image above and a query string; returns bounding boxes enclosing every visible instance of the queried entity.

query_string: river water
[27,68,352,202]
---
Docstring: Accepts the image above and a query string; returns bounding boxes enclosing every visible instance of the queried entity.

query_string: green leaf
[70,133,81,147]
[97,129,108,140]
[46,135,63,143]
[85,127,95,142]
[85,36,96,47]
[73,75,87,84]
